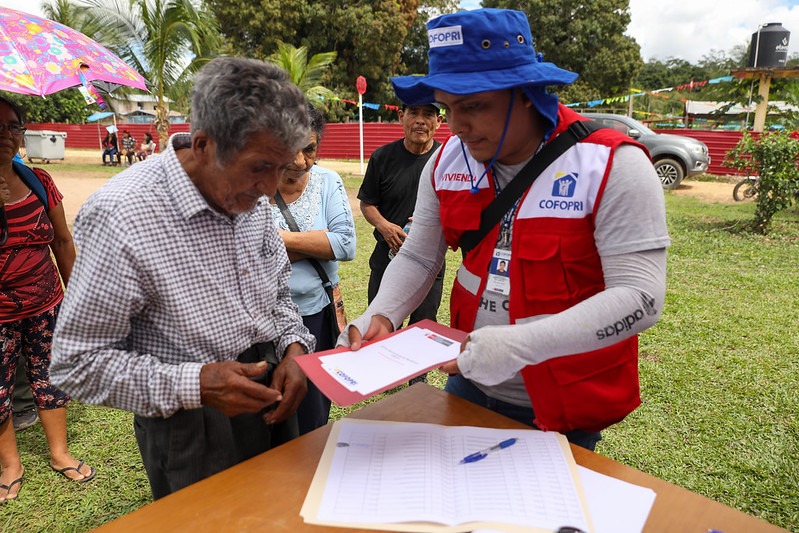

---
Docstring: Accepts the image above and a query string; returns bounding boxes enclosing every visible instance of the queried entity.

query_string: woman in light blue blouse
[270,107,356,434]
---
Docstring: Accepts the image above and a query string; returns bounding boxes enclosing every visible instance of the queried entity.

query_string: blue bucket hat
[391,8,577,105]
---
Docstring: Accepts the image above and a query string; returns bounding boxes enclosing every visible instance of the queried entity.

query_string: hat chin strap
[462,89,516,194]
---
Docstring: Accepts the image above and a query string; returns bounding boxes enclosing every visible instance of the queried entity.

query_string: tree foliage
[206,0,456,121]
[481,0,642,104]
[1,90,89,124]
[42,0,105,38]
[398,0,459,77]
[267,42,337,110]
[632,57,721,118]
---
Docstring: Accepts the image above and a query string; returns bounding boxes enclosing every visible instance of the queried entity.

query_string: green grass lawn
[2,175,798,532]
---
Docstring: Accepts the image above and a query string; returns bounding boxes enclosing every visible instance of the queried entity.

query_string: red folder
[295,319,467,406]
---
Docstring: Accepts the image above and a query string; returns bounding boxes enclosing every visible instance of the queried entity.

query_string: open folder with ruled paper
[300,419,594,533]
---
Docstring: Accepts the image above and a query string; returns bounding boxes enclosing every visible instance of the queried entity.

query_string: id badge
[486,248,511,296]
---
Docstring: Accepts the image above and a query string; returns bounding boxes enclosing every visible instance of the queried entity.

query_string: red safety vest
[434,105,646,433]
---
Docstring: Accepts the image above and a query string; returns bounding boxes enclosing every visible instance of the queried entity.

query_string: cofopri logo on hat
[429,25,463,48]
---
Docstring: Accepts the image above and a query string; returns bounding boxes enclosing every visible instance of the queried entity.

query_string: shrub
[725,131,799,233]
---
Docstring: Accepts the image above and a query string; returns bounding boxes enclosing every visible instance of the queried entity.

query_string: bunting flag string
[321,74,738,115]
[564,75,735,109]
[324,95,421,115]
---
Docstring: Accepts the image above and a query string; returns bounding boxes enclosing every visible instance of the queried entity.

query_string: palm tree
[74,0,221,149]
[43,0,104,37]
[267,42,337,110]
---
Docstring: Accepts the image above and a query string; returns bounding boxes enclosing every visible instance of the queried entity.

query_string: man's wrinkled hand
[199,361,282,417]
[263,354,307,424]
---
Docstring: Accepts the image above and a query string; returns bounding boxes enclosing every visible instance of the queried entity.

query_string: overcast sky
[3,0,799,65]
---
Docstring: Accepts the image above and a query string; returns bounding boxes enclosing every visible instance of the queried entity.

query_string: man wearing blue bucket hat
[341,8,669,450]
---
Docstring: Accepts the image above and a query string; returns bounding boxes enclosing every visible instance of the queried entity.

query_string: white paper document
[304,419,591,532]
[319,328,460,395]
[577,466,656,533]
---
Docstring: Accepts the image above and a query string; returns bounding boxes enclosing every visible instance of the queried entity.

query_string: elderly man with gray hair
[51,57,316,499]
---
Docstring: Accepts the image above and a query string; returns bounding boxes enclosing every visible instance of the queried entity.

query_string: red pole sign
[356,76,367,95]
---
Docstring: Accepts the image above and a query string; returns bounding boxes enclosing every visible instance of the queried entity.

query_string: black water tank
[747,23,790,67]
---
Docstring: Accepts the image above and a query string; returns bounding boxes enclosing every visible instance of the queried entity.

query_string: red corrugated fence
[24,122,748,176]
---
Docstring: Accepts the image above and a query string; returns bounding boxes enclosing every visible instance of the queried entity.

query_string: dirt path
[669,179,738,204]
[40,149,741,224]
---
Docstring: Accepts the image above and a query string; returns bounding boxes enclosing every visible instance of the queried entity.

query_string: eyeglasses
[0,122,26,136]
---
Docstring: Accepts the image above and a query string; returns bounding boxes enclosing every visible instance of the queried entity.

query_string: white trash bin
[24,130,67,163]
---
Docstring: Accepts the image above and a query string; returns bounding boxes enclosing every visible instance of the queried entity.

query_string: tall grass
[1,176,797,532]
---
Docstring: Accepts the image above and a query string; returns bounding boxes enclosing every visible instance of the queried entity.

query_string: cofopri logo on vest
[539,172,584,212]
[551,172,578,197]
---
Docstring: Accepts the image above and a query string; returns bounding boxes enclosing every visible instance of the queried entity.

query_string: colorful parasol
[0,6,148,97]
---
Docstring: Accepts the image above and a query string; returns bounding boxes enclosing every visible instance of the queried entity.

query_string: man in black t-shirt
[358,103,445,384]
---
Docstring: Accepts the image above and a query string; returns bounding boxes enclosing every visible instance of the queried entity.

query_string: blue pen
[460,437,518,463]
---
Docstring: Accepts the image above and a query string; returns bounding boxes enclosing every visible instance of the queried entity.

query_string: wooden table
[95,384,787,533]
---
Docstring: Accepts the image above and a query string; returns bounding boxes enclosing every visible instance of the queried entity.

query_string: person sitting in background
[101,131,118,166]
[0,96,96,504]
[136,133,156,161]
[270,106,356,435]
[121,130,136,166]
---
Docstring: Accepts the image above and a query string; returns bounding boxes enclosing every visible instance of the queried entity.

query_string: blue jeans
[444,374,602,451]
[102,147,117,164]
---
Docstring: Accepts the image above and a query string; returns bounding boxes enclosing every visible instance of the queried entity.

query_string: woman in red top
[0,96,95,503]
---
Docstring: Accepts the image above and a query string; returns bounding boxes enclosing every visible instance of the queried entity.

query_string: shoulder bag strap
[273,191,335,305]
[459,120,602,255]
[12,160,49,210]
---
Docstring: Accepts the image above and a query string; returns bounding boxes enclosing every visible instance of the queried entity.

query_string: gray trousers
[134,407,298,500]
[134,343,298,500]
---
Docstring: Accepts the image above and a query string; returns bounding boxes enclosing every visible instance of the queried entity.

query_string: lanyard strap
[459,119,602,255]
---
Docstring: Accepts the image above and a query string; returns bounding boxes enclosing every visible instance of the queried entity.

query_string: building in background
[106,94,187,124]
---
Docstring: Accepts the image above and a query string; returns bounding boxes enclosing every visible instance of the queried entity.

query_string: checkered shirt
[51,133,315,418]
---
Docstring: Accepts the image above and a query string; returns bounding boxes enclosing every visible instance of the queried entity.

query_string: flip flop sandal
[0,475,23,503]
[51,460,96,483]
